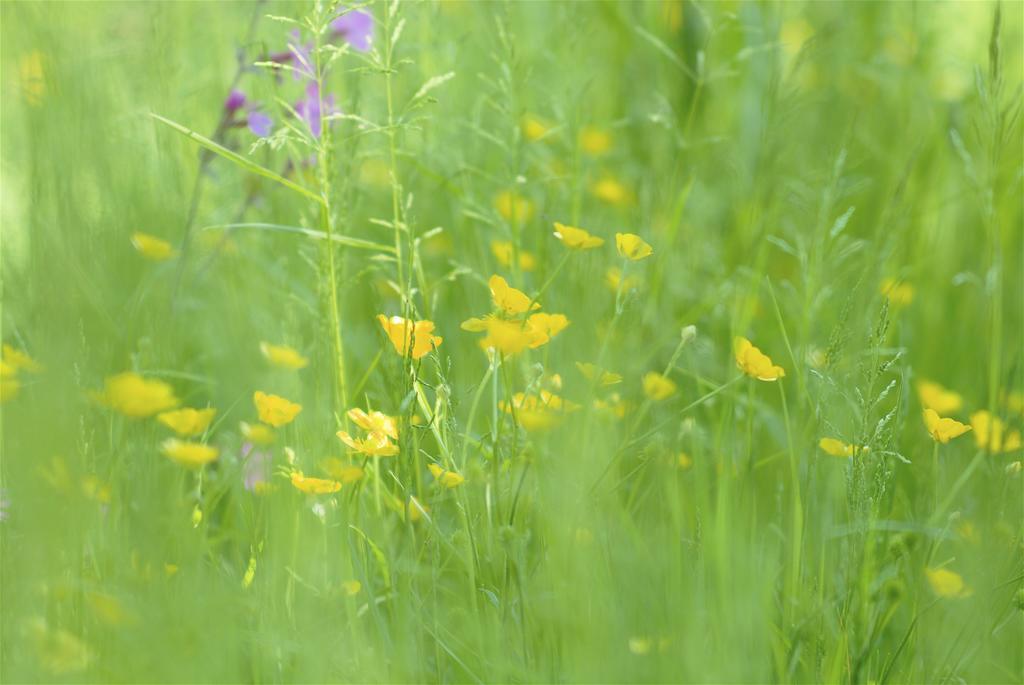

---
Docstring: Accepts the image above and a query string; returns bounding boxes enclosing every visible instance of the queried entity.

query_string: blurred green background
[1,1,1022,682]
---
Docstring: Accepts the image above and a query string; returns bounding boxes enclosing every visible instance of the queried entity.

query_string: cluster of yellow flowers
[918,379,1022,453]
[0,344,43,403]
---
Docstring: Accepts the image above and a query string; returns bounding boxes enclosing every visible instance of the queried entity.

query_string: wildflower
[347,408,398,440]
[917,380,963,414]
[242,556,257,589]
[925,567,972,598]
[224,89,246,114]
[462,316,538,356]
[2,344,43,373]
[241,421,275,445]
[615,233,653,261]
[643,372,676,401]
[294,82,338,139]
[605,266,640,293]
[491,240,537,271]
[290,471,342,494]
[734,337,785,381]
[337,430,399,457]
[161,439,219,468]
[131,232,176,261]
[342,580,362,596]
[428,463,466,488]
[247,111,273,137]
[521,114,551,141]
[677,452,693,470]
[260,342,309,370]
[580,126,612,155]
[1003,390,1024,417]
[86,592,132,626]
[81,476,111,504]
[526,313,570,347]
[377,315,443,360]
[576,362,622,386]
[495,191,534,222]
[319,458,365,483]
[94,372,179,418]
[489,275,539,315]
[500,390,580,432]
[880,278,914,307]
[241,444,272,493]
[329,8,374,51]
[253,391,301,427]
[591,176,632,206]
[923,408,971,444]
[404,496,428,523]
[594,392,630,419]
[818,438,866,458]
[553,222,604,250]
[969,411,1022,453]
[157,407,216,437]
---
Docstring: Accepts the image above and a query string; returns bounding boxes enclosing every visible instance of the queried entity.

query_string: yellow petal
[615,233,654,261]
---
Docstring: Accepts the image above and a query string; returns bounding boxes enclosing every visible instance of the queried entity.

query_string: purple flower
[287,29,316,81]
[248,111,273,137]
[241,444,272,493]
[224,89,247,114]
[330,9,374,52]
[294,82,338,139]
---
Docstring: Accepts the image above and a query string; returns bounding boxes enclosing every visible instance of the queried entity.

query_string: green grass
[1,1,1022,682]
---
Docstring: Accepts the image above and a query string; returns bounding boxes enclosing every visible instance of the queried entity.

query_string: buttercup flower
[94,372,179,418]
[818,438,866,458]
[347,408,398,440]
[605,266,640,292]
[156,407,216,437]
[500,390,580,431]
[428,463,466,488]
[594,392,631,419]
[917,380,962,414]
[463,316,539,355]
[925,567,972,598]
[580,126,612,155]
[576,362,622,386]
[880,278,914,307]
[253,391,302,427]
[491,240,537,271]
[591,176,632,206]
[734,337,785,381]
[2,344,43,373]
[377,315,443,360]
[341,579,362,596]
[642,372,676,401]
[290,471,342,494]
[337,430,399,457]
[489,275,539,315]
[677,452,693,470]
[616,233,653,261]
[521,114,551,141]
[553,222,604,250]
[131,232,176,261]
[969,411,1021,453]
[923,408,971,444]
[319,458,365,483]
[525,313,570,347]
[495,191,534,222]
[241,421,275,445]
[260,342,309,370]
[161,439,219,468]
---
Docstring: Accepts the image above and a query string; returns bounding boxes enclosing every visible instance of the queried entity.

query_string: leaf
[150,113,323,205]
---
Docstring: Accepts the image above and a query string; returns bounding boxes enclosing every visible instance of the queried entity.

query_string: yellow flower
[576,362,622,386]
[260,342,309,370]
[970,411,1022,453]
[642,372,676,401]
[526,312,570,347]
[925,567,972,598]
[1,376,20,403]
[917,380,963,414]
[428,463,466,488]
[591,177,632,206]
[157,407,216,437]
[2,344,43,373]
[94,372,179,418]
[489,274,539,315]
[553,222,605,250]
[500,390,580,431]
[594,392,630,419]
[81,475,111,504]
[377,315,443,360]
[923,408,972,444]
[495,191,534,222]
[131,232,176,261]
[628,637,652,656]
[615,233,653,261]
[677,452,693,470]
[337,430,399,457]
[347,408,398,440]
[341,580,362,596]
[253,391,302,427]
[319,458,365,483]
[880,277,914,307]
[605,266,640,292]
[579,126,612,155]
[463,316,540,356]
[404,496,429,523]
[521,114,551,141]
[1003,390,1024,416]
[818,438,867,458]
[491,240,537,271]
[734,337,786,381]
[161,439,219,468]
[290,471,342,494]
[241,421,275,445]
